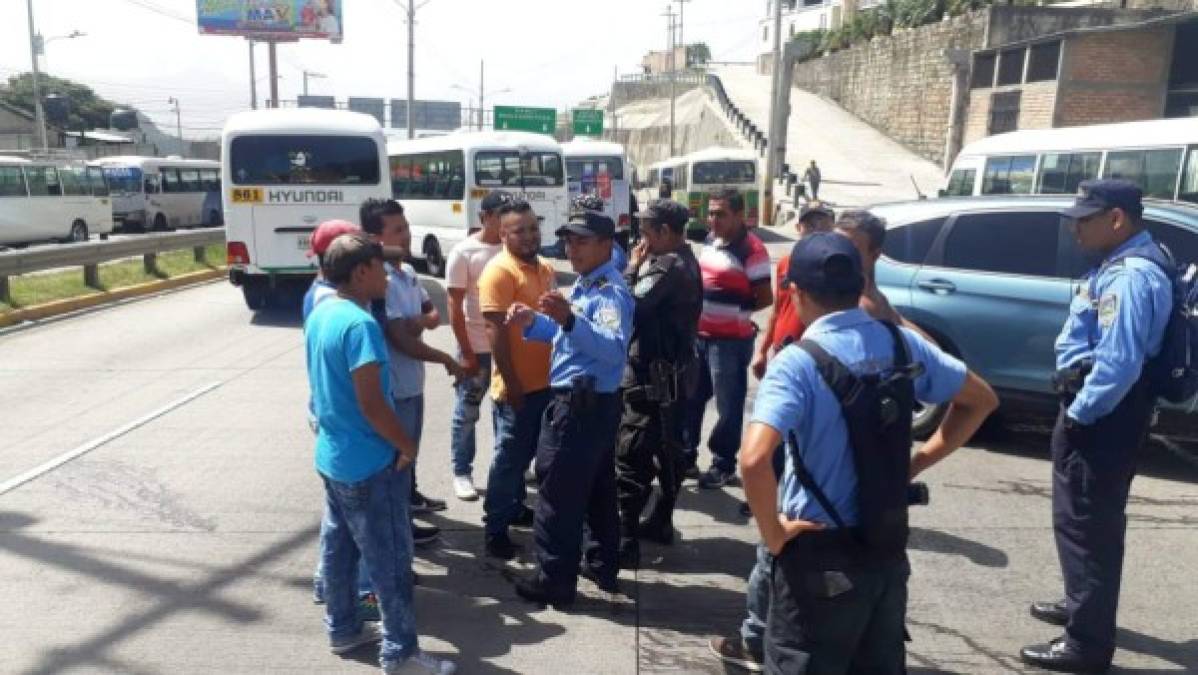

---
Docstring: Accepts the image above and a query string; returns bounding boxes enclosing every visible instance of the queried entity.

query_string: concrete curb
[0,268,225,329]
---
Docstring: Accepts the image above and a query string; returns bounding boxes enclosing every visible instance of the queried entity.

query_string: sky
[1,0,767,140]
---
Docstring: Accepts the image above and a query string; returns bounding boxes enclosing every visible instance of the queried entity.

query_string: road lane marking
[0,381,224,497]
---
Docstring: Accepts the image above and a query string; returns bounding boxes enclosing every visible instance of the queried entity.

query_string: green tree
[0,72,120,130]
[687,42,712,66]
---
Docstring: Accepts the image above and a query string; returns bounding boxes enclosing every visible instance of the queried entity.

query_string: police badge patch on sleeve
[634,275,659,297]
[1098,294,1118,328]
[595,305,621,330]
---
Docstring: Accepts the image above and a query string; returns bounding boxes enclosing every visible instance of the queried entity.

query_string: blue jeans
[450,353,492,477]
[313,394,423,601]
[741,543,774,652]
[684,335,755,473]
[321,464,417,665]
[483,388,551,537]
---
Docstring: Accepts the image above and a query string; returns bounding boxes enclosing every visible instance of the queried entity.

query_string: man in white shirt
[444,191,508,500]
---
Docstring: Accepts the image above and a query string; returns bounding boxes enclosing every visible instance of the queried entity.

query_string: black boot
[618,537,641,569]
[638,508,676,545]
[514,574,575,608]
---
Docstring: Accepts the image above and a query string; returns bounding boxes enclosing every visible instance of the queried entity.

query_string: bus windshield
[693,160,755,185]
[102,166,143,193]
[229,135,381,185]
[475,151,564,188]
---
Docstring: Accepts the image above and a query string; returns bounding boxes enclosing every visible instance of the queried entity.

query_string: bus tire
[423,237,446,278]
[242,280,269,311]
[68,220,89,243]
[153,213,168,232]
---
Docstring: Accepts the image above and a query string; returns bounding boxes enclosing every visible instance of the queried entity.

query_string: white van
[0,156,113,246]
[944,117,1198,202]
[221,109,391,310]
[563,140,631,244]
[94,156,221,231]
[388,130,568,273]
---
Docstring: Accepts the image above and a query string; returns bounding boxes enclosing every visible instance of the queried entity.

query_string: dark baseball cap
[480,190,514,213]
[1062,179,1143,220]
[785,232,864,295]
[635,199,690,229]
[556,210,616,239]
[799,201,835,223]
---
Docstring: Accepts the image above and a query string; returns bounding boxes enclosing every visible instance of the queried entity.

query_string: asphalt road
[0,246,1195,674]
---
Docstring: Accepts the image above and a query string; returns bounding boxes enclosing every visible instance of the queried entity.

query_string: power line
[114,0,193,25]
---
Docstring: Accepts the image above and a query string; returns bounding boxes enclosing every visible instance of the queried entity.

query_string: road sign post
[572,109,604,137]
[494,106,557,134]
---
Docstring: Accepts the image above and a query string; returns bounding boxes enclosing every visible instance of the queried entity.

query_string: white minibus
[221,109,391,310]
[0,156,113,246]
[638,148,760,239]
[93,156,221,231]
[563,140,631,245]
[944,117,1198,202]
[388,130,568,273]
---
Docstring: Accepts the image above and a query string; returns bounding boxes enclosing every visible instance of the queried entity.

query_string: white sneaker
[330,623,382,655]
[452,475,478,501]
[383,649,457,674]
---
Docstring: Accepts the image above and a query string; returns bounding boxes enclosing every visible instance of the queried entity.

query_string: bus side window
[0,166,27,197]
[87,167,109,197]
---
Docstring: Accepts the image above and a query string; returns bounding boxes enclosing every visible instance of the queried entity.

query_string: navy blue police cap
[785,232,865,295]
[635,199,690,229]
[556,210,616,239]
[480,190,514,213]
[1063,179,1143,220]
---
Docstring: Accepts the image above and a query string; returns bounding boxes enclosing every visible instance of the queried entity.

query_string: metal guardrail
[0,229,225,302]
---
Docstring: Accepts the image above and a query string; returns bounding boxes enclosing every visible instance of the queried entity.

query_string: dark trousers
[533,390,622,596]
[766,538,908,675]
[615,394,685,536]
[1051,380,1153,660]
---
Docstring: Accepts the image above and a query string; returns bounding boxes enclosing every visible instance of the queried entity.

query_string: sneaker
[485,532,520,560]
[411,490,447,513]
[708,636,764,673]
[698,466,737,489]
[357,592,380,622]
[512,504,536,528]
[383,649,458,674]
[452,475,478,501]
[412,522,441,546]
[330,623,382,655]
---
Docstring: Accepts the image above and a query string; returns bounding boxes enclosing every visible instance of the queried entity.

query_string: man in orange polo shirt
[751,202,836,380]
[479,196,558,560]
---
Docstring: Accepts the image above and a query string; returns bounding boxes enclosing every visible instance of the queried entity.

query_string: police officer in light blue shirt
[1022,180,1173,673]
[506,209,634,606]
[741,233,998,673]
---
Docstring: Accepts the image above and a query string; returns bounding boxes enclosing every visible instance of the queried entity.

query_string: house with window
[963,11,1198,145]
[758,0,869,55]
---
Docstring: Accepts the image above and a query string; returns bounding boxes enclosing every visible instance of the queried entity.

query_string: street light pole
[24,0,48,151]
[662,6,677,157]
[268,41,279,108]
[168,97,183,156]
[302,70,326,97]
[763,0,785,225]
[249,40,258,110]
[675,0,690,67]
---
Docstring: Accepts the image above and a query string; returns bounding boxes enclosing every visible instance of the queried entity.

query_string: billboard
[196,1,344,42]
[348,97,386,126]
[391,100,462,131]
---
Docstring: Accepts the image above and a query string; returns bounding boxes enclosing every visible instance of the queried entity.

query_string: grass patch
[1,243,226,312]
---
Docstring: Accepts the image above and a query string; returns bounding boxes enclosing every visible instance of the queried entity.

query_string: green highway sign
[572,109,604,136]
[494,106,557,134]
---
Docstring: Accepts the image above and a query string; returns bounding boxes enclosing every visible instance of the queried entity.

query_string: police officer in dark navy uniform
[615,199,703,567]
[1022,180,1173,673]
[505,209,635,606]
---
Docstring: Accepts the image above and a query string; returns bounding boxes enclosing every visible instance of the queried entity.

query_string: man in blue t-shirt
[306,232,455,674]
[741,233,998,673]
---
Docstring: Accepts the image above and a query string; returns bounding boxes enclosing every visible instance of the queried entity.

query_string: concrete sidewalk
[713,63,946,208]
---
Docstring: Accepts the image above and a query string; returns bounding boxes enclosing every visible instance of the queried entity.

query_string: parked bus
[0,156,113,246]
[93,156,221,231]
[638,148,760,239]
[388,130,568,272]
[221,109,391,310]
[563,140,631,246]
[943,117,1198,202]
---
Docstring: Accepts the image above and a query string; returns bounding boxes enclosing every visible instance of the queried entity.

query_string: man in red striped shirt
[684,188,774,489]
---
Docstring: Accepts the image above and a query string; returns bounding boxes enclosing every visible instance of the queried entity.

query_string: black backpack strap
[794,339,861,530]
[787,430,848,531]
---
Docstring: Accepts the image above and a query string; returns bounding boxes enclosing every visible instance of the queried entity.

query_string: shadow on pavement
[0,511,315,675]
[1115,627,1198,671]
[908,527,1009,569]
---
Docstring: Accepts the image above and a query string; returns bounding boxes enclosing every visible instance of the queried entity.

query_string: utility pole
[395,1,431,139]
[610,65,618,141]
[663,6,677,157]
[168,97,183,156]
[249,40,258,110]
[763,0,785,225]
[268,42,279,108]
[479,60,485,131]
[675,0,690,67]
[24,0,48,151]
